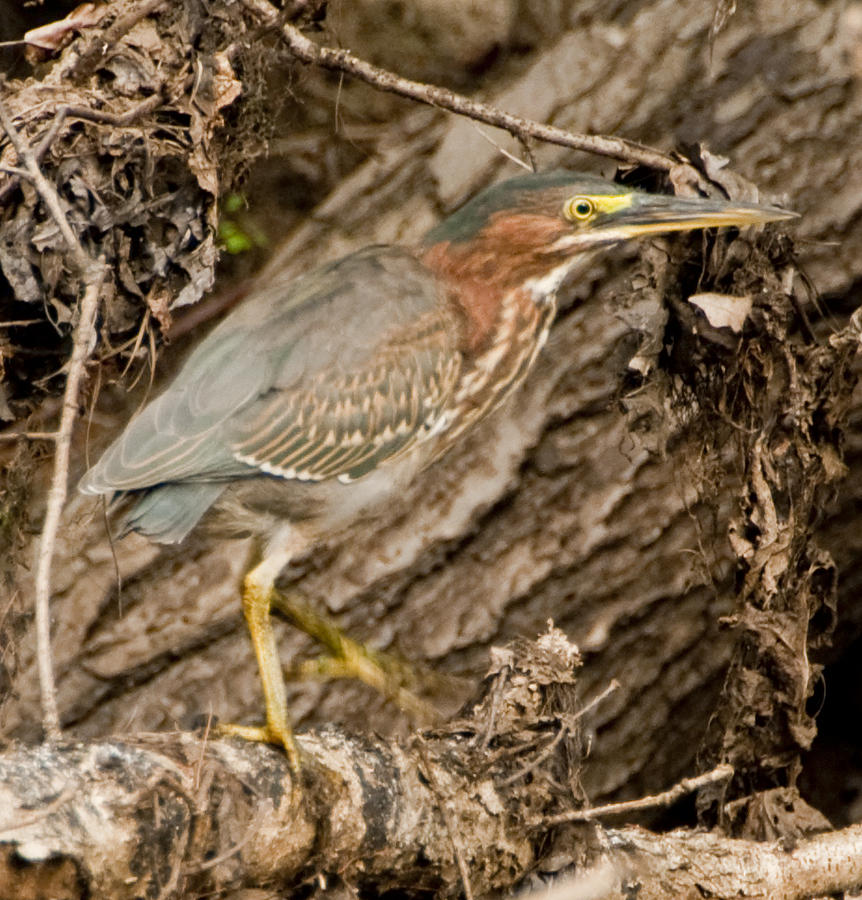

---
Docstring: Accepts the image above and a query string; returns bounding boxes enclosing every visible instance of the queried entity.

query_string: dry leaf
[689,292,753,333]
[23,3,107,53]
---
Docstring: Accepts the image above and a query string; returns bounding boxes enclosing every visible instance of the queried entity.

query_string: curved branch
[0,90,107,739]
[241,0,702,180]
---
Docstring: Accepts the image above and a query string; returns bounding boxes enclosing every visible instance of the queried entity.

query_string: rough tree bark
[4,631,860,898]
[2,0,862,896]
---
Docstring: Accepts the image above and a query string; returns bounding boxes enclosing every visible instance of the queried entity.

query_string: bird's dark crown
[423,170,625,246]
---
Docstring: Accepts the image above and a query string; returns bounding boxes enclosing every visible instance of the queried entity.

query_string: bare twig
[0,97,93,276]
[499,721,569,787]
[539,763,734,826]
[255,10,699,179]
[240,0,696,175]
[0,432,59,441]
[0,89,107,739]
[572,679,621,723]
[470,123,534,173]
[181,827,256,876]
[33,277,103,738]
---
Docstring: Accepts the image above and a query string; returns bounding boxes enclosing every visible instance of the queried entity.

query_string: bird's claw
[215,720,302,772]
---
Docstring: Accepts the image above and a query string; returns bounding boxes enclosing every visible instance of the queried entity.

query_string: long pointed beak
[603,192,798,240]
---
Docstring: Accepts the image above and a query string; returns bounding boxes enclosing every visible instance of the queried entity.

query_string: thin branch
[33,277,103,738]
[539,763,734,826]
[470,123,534,173]
[252,9,697,178]
[499,721,569,787]
[181,827,255,876]
[0,94,92,276]
[0,431,59,441]
[572,678,621,723]
[0,90,107,739]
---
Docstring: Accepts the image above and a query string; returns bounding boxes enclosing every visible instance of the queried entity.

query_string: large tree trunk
[2,0,862,893]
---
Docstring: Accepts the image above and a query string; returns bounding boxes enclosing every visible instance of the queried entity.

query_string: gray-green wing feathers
[232,309,460,483]
[79,246,462,542]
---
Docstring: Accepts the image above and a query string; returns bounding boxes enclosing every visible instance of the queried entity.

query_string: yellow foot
[216,720,301,772]
[293,652,439,725]
[272,591,440,725]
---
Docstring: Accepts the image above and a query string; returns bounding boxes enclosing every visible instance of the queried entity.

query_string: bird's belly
[209,443,429,543]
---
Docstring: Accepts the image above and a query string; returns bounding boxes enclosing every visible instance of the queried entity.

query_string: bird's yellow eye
[565,197,596,221]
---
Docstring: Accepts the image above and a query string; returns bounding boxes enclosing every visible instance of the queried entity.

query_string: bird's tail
[117,482,227,544]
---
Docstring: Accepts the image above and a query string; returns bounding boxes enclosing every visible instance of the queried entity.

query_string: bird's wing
[230,308,461,482]
[80,246,463,494]
[78,326,268,493]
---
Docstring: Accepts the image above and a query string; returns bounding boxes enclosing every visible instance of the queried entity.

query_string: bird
[79,170,795,768]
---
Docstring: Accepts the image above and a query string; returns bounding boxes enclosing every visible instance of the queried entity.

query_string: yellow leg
[215,529,442,767]
[217,548,301,771]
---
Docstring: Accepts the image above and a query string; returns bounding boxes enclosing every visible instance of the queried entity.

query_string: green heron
[79,170,794,767]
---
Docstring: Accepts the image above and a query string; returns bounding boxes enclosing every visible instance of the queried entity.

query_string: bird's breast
[440,288,554,448]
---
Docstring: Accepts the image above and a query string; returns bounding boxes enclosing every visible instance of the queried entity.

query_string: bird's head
[422,170,797,298]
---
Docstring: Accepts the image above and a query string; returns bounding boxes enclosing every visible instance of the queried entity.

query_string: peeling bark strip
[0,630,586,898]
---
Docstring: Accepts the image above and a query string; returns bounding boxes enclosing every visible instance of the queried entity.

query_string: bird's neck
[417,226,566,443]
[419,215,573,353]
